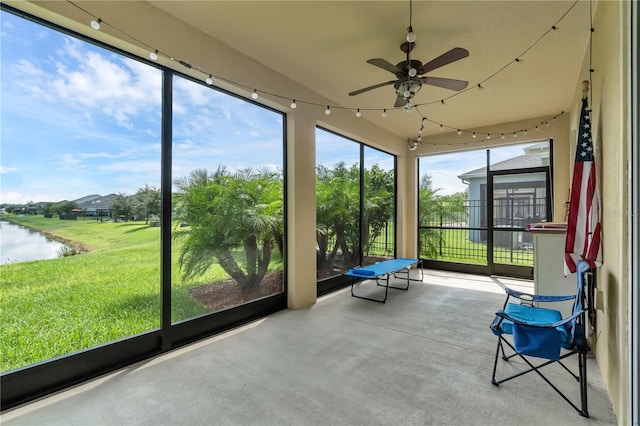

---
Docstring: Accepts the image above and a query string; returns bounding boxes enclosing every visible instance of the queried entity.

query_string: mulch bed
[189,271,284,310]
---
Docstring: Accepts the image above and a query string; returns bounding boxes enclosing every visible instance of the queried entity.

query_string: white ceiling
[147,1,592,140]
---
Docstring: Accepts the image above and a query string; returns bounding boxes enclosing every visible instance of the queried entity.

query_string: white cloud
[0,165,18,174]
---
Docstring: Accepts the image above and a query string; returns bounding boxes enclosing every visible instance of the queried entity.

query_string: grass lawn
[0,215,280,372]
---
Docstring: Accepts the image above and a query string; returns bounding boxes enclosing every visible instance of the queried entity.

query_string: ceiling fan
[348,42,470,108]
[348,0,469,108]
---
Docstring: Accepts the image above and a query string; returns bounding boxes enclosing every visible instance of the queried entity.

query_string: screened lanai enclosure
[315,128,396,294]
[418,141,552,279]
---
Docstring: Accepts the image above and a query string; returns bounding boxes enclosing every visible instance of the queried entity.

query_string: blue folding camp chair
[490,260,592,417]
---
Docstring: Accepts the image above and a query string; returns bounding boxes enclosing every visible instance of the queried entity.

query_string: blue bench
[344,258,423,303]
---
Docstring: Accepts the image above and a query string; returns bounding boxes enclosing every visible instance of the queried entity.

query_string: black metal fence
[419,198,542,266]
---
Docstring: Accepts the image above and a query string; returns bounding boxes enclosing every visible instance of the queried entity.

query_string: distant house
[74,194,119,219]
[457,143,550,247]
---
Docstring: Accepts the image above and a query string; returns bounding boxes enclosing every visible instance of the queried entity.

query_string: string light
[513,132,518,137]
[501,133,505,139]
[439,124,443,131]
[67,0,580,146]
[486,134,491,139]
[355,108,362,117]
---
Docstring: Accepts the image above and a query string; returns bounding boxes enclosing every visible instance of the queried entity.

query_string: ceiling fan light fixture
[397,79,422,100]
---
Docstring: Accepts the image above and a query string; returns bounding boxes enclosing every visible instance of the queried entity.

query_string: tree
[57,201,79,215]
[316,162,360,271]
[418,175,468,258]
[173,167,283,291]
[111,193,135,221]
[363,164,394,256]
[135,184,161,223]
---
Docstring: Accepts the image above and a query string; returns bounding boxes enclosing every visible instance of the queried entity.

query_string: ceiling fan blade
[348,80,396,96]
[417,47,470,75]
[394,95,408,108]
[367,58,403,75]
[421,76,469,91]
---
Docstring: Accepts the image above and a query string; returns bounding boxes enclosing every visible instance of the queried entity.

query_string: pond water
[0,221,69,265]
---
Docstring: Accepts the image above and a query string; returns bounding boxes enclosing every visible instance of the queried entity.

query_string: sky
[1,10,540,204]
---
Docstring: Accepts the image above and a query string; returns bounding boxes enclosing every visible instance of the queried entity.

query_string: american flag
[564,95,602,275]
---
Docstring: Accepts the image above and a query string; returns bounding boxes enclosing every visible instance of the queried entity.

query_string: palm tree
[173,167,282,291]
[418,174,468,258]
[316,162,360,272]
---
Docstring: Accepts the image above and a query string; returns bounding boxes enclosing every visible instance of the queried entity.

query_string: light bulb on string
[486,134,491,139]
[355,109,362,118]
[325,106,331,115]
[472,132,477,139]
[535,126,539,131]
[439,124,444,131]
[382,109,388,118]
[501,133,505,139]
[205,75,213,85]
[90,18,102,30]
[406,26,416,43]
[290,100,297,109]
[513,132,518,137]
[149,49,158,61]
[251,90,259,100]
[457,129,462,135]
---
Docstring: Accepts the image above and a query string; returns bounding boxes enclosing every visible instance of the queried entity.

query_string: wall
[569,1,630,423]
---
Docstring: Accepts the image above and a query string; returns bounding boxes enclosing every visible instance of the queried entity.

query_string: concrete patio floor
[2,269,617,425]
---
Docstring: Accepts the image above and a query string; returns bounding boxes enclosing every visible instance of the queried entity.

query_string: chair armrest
[504,287,576,303]
[495,309,585,329]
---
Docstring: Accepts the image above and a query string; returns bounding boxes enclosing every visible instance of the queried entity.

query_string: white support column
[286,108,318,309]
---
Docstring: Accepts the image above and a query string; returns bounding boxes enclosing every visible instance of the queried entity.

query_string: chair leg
[492,336,590,417]
[578,350,589,417]
[491,338,503,386]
